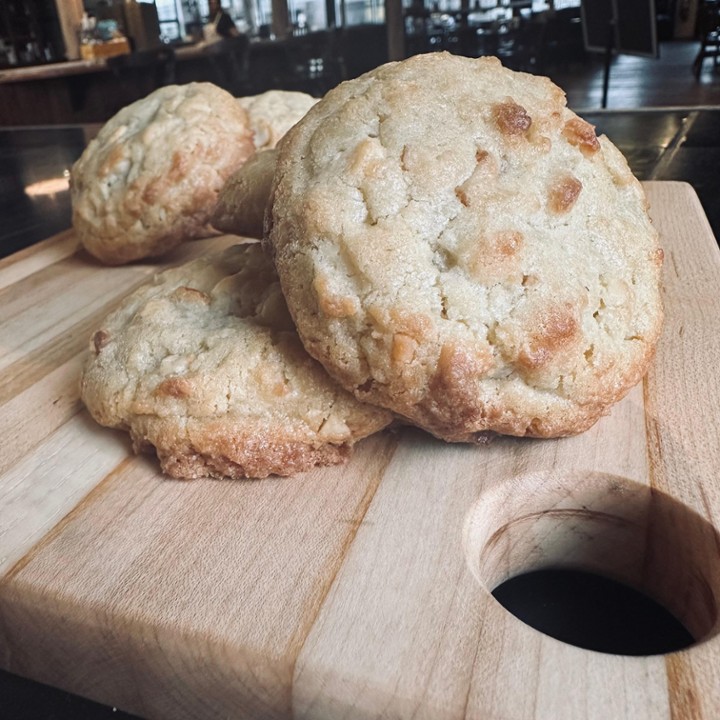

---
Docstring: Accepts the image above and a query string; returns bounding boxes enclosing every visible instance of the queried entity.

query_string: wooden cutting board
[1,182,719,720]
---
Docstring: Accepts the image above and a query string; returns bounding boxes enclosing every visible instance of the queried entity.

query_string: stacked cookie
[80,244,392,479]
[78,54,664,479]
[70,85,317,264]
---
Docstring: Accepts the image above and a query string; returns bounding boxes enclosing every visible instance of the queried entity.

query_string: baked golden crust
[268,53,664,441]
[71,83,255,265]
[80,243,393,478]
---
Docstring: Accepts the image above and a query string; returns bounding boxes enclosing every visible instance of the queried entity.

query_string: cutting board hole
[492,568,694,655]
[463,471,720,655]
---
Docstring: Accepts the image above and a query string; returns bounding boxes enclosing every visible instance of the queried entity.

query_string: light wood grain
[0,232,240,567]
[0,433,400,718]
[0,230,79,291]
[292,391,674,720]
[0,183,719,720]
[641,182,720,720]
[0,352,84,477]
[0,412,131,575]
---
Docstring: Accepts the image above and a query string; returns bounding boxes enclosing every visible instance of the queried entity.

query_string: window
[154,0,261,39]
[154,0,184,40]
[288,0,328,31]
[336,0,385,26]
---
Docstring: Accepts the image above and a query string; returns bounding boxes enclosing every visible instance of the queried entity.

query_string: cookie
[210,90,318,237]
[238,90,318,151]
[211,148,277,238]
[80,243,393,479]
[71,82,255,265]
[267,53,664,442]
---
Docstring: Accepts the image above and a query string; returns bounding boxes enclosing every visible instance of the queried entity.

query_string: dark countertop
[0,59,110,85]
[0,125,95,258]
[0,109,719,718]
[1,109,718,263]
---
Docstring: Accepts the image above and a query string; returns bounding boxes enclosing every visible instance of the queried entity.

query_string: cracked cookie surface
[80,243,393,478]
[71,83,254,265]
[268,53,664,441]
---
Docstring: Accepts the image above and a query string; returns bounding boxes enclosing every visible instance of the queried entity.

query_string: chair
[246,41,295,94]
[693,2,720,79]
[106,47,176,90]
[200,35,251,95]
[105,47,176,114]
[494,16,546,73]
[539,6,586,69]
[283,31,343,96]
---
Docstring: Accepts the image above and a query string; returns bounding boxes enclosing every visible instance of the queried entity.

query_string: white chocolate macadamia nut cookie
[80,244,392,479]
[211,147,277,238]
[238,90,319,151]
[71,83,255,265]
[267,53,664,442]
[212,91,317,237]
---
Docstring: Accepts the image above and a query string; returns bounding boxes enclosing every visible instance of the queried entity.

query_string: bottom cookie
[80,243,393,479]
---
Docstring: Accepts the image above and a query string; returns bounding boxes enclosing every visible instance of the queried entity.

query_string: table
[0,110,719,718]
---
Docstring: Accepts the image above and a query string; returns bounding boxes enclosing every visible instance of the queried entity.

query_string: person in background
[208,0,240,38]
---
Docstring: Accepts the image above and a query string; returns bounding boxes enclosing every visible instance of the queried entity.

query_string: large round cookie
[80,243,393,479]
[267,53,664,442]
[71,83,254,265]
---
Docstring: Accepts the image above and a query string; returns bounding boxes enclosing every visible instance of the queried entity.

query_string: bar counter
[0,108,719,718]
[0,28,388,127]
[0,40,250,85]
[0,44,235,127]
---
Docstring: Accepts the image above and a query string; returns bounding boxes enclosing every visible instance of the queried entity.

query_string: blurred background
[1,0,719,126]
